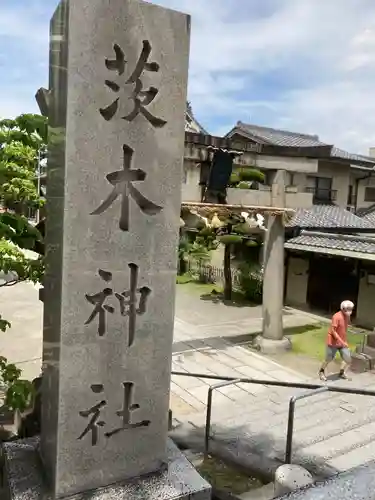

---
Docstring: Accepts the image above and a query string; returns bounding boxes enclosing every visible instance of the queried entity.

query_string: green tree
[218,213,265,301]
[182,211,264,300]
[178,232,218,275]
[0,113,47,413]
[0,114,47,215]
[229,166,265,189]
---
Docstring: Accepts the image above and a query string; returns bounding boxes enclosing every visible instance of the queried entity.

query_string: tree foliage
[230,166,265,189]
[0,114,47,149]
[0,113,46,414]
[180,209,265,300]
[178,231,218,275]
[0,114,46,211]
[237,261,263,304]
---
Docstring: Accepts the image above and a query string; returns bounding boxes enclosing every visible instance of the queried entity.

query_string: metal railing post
[204,379,242,458]
[171,370,375,466]
[284,386,328,464]
[285,397,296,465]
[204,388,213,458]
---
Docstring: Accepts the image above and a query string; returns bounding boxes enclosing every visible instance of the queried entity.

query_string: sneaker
[319,370,327,382]
[339,371,349,380]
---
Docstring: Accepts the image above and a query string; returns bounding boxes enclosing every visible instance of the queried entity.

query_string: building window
[288,172,295,186]
[263,169,275,186]
[347,185,357,207]
[315,177,332,198]
[364,187,375,202]
[306,176,335,202]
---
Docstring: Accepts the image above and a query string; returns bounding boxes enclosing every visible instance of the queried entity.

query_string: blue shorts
[326,346,351,363]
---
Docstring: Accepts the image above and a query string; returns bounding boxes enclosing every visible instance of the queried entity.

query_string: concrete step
[217,387,375,438]
[209,383,375,440]
[326,439,375,472]
[176,372,375,480]
[186,373,375,431]
[209,420,375,479]
[210,388,375,460]
[296,421,375,465]
[238,482,275,500]
[186,391,287,428]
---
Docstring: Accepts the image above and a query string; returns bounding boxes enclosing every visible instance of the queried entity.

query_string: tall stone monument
[2,1,211,499]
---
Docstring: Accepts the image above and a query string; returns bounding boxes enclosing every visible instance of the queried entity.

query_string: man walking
[319,300,354,381]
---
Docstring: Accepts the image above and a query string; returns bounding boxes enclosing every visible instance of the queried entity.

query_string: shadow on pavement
[199,291,259,308]
[170,420,339,483]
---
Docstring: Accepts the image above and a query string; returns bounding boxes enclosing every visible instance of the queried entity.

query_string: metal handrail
[171,371,375,466]
[171,371,375,396]
[285,387,328,464]
[205,379,241,457]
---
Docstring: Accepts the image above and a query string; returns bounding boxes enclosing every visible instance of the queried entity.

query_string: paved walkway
[170,287,375,480]
[0,282,319,383]
[173,370,375,479]
[170,284,320,416]
[2,281,375,480]
[0,282,43,381]
[171,330,308,416]
[175,284,320,341]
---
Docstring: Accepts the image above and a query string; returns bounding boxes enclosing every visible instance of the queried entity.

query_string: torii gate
[182,191,295,352]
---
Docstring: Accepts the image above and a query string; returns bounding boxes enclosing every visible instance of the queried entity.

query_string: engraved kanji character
[105,382,150,438]
[78,384,107,446]
[90,144,162,231]
[100,40,167,127]
[115,263,151,347]
[85,269,114,336]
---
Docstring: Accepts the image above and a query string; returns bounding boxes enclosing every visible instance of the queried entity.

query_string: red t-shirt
[327,311,348,347]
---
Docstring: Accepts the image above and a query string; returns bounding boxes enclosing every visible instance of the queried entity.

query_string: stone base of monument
[2,437,211,500]
[253,336,292,354]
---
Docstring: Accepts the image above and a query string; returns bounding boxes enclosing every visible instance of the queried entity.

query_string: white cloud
[151,0,375,153]
[273,80,375,153]
[1,0,375,154]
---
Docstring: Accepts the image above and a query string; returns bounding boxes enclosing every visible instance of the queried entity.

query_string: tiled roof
[358,204,375,226]
[285,231,375,255]
[358,203,375,216]
[287,205,375,229]
[362,211,375,225]
[229,122,375,167]
[331,147,375,165]
[233,122,326,148]
[185,115,208,134]
[185,106,208,135]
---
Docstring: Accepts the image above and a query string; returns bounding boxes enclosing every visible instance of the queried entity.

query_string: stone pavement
[171,337,375,480]
[0,282,43,381]
[174,284,320,340]
[170,284,320,416]
[2,281,375,481]
[169,288,375,481]
[0,282,319,383]
[170,334,307,416]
